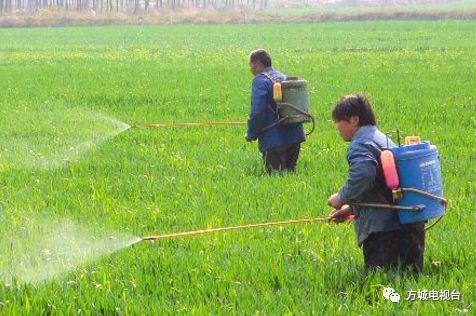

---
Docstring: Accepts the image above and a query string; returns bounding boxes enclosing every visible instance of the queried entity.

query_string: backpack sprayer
[131,75,315,136]
[260,75,315,136]
[367,132,448,229]
[118,132,446,251]
[136,133,447,245]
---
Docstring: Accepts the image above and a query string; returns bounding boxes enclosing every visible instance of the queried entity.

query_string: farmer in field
[245,49,306,174]
[327,93,425,271]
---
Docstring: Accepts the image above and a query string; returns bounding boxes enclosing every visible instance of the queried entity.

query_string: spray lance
[129,76,315,135]
[123,123,446,243]
[135,134,447,244]
[131,122,248,128]
[132,135,446,244]
[136,200,428,244]
[138,214,355,243]
[134,195,443,245]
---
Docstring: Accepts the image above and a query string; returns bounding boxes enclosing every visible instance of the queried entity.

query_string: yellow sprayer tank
[278,77,311,124]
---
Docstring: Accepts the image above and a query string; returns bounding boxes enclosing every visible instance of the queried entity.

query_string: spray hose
[259,103,316,136]
[130,106,316,136]
[352,188,448,231]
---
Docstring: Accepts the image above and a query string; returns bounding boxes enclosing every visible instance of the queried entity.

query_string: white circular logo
[389,292,401,303]
[383,287,395,300]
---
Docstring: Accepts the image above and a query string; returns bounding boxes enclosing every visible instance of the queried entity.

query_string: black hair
[332,93,377,126]
[249,49,272,68]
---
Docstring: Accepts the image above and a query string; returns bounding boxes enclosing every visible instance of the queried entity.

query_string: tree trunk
[26,0,36,12]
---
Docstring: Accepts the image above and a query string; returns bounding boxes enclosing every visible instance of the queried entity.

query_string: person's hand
[327,193,343,209]
[329,205,354,223]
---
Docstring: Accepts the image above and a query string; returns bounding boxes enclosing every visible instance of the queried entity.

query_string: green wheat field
[0,21,474,314]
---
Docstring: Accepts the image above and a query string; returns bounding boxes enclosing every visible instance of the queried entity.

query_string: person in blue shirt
[245,49,306,174]
[328,93,425,271]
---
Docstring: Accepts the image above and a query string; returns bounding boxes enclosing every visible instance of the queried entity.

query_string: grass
[0,21,475,313]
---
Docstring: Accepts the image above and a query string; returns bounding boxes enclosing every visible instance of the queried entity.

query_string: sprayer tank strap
[260,71,279,115]
[260,71,276,84]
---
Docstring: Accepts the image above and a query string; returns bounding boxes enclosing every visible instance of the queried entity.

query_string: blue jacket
[246,67,306,152]
[338,125,402,246]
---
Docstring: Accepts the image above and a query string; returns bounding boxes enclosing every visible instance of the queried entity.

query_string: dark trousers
[362,223,425,271]
[262,143,301,174]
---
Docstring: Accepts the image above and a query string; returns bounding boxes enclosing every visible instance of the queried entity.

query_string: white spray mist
[0,217,140,285]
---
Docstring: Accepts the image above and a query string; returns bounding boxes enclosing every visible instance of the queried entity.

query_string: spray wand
[139,215,355,242]
[131,121,247,129]
[137,201,436,243]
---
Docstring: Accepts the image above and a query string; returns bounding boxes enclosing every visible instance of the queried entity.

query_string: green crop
[0,21,474,314]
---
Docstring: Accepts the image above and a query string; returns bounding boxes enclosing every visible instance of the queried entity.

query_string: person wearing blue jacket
[245,49,306,174]
[327,93,425,271]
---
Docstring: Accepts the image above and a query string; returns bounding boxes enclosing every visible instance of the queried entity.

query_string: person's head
[332,93,377,141]
[249,49,272,76]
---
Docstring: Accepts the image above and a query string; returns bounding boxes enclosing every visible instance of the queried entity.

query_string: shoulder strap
[259,71,278,114]
[373,141,395,205]
[260,71,276,84]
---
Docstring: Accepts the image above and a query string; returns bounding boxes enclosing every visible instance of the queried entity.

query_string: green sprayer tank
[275,77,312,124]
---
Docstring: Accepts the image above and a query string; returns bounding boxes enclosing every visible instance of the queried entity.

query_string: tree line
[0,0,270,14]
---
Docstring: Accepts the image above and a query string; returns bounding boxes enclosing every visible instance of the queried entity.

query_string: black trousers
[362,223,425,271]
[262,143,301,174]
